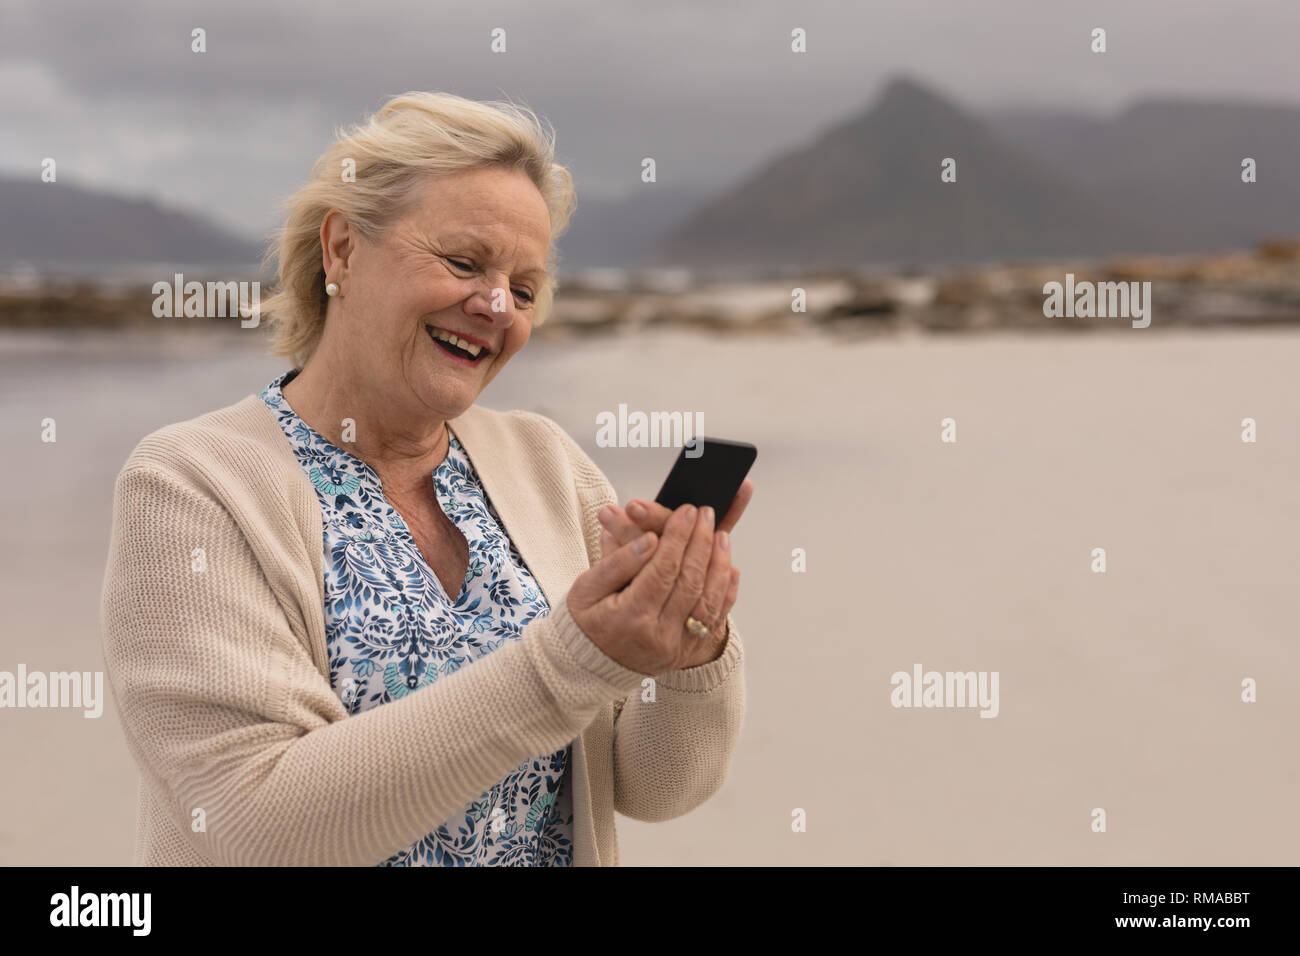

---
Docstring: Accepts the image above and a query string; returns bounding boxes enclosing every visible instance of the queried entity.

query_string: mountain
[987,97,1300,252]
[9,78,1297,278]
[650,76,1172,271]
[0,175,264,269]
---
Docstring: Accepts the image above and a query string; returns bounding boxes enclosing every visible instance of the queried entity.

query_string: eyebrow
[442,232,547,280]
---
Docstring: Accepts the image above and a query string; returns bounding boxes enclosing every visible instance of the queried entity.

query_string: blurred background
[1,0,1297,865]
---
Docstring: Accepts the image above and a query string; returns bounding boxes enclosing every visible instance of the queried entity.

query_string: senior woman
[100,91,751,867]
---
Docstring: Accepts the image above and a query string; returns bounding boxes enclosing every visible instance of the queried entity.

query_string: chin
[419,380,480,418]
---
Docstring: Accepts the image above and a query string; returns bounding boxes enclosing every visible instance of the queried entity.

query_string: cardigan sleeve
[539,417,747,823]
[100,463,647,866]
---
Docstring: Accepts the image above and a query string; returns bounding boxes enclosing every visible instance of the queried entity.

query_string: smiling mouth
[426,324,490,364]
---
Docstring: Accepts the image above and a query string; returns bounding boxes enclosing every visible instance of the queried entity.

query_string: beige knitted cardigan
[99,392,745,866]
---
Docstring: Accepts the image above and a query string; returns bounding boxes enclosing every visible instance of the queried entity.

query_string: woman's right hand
[566,502,716,674]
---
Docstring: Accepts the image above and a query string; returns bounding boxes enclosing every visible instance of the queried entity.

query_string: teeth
[429,326,483,357]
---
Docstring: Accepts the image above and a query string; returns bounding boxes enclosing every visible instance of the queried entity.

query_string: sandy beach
[1,325,1296,865]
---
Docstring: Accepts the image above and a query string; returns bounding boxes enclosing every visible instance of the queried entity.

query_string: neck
[281,353,450,501]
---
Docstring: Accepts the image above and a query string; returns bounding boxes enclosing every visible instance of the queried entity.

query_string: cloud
[2,0,1298,237]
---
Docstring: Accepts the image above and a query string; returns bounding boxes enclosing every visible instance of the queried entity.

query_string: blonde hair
[258,91,576,367]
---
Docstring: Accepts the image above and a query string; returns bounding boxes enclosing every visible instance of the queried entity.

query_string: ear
[320,210,356,278]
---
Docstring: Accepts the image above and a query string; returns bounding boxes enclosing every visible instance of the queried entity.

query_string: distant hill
[7,77,1298,277]
[649,76,1173,270]
[986,97,1300,253]
[0,175,264,269]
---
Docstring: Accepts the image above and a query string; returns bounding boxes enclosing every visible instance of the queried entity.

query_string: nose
[464,272,520,328]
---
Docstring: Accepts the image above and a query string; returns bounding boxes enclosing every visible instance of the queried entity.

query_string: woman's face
[327,165,552,423]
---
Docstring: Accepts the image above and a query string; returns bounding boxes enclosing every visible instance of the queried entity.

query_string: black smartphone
[653,437,757,519]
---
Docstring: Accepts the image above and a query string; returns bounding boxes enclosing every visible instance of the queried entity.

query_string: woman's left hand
[596,479,752,668]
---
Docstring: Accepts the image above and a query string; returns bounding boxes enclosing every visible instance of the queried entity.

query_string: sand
[1,324,1296,865]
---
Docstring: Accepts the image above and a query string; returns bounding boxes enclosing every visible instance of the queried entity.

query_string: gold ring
[685,616,709,639]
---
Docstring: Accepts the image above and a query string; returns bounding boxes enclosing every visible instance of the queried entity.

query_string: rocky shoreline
[3,239,1298,335]
[545,239,1300,337]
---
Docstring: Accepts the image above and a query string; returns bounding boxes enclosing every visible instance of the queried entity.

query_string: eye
[444,254,533,305]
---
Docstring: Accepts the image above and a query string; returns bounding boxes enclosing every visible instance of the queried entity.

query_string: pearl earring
[325,281,340,297]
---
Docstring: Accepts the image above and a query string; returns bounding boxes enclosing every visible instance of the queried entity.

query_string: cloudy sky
[3,0,1297,241]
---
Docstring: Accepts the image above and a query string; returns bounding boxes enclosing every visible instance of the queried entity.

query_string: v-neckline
[270,370,470,604]
[397,488,472,606]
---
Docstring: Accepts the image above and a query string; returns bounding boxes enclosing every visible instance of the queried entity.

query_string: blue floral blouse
[259,369,574,866]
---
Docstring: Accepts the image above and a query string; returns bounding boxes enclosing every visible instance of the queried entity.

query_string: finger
[688,529,733,635]
[722,566,740,619]
[569,531,659,609]
[597,504,639,547]
[625,498,674,534]
[661,504,715,629]
[599,502,666,548]
[623,503,697,611]
[712,568,741,647]
[717,479,754,535]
